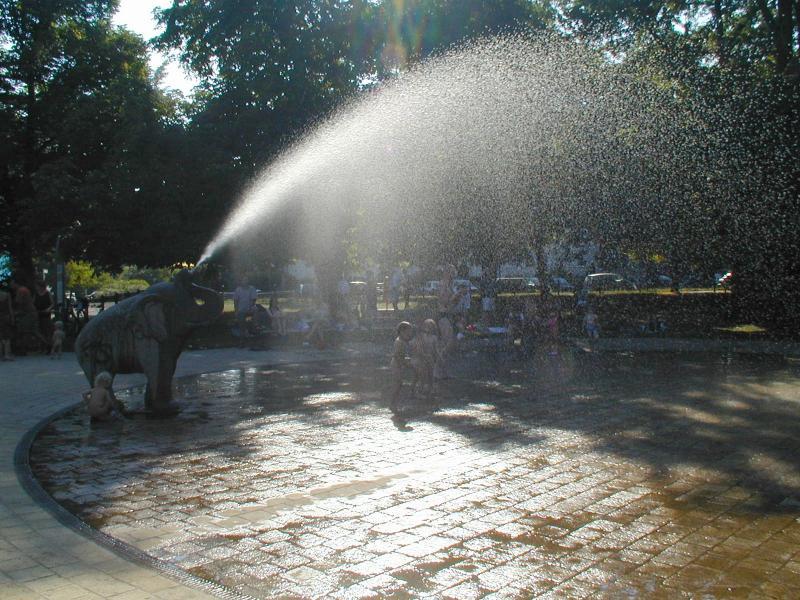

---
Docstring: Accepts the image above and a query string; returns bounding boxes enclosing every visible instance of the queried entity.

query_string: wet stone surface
[30,351,800,598]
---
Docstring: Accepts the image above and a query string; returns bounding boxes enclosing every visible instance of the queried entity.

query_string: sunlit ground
[30,350,800,598]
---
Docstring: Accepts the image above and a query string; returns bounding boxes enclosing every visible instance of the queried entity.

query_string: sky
[112,0,197,94]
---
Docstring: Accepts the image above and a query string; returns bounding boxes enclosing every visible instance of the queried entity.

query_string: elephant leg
[136,338,164,412]
[154,348,176,411]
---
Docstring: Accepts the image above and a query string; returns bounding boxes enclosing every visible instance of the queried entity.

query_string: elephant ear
[141,299,169,342]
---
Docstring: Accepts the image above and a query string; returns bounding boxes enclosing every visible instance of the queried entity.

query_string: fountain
[26,32,800,599]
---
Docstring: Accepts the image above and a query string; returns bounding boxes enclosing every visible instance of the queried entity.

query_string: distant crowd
[0,279,66,362]
[385,265,603,418]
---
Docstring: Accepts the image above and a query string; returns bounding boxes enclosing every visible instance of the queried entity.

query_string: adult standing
[34,281,54,345]
[480,271,497,330]
[232,277,258,342]
[388,270,402,312]
[454,280,471,315]
[11,279,46,352]
[0,285,14,361]
[364,272,378,318]
[401,268,412,310]
[336,276,352,326]
[435,265,466,379]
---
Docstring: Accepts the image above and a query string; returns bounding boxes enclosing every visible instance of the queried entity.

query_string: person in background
[50,321,66,359]
[34,281,54,347]
[268,294,288,336]
[454,280,471,315]
[0,285,14,361]
[435,265,466,379]
[480,273,496,330]
[305,300,330,349]
[336,276,353,328]
[11,278,47,351]
[545,308,561,356]
[388,270,402,311]
[382,275,390,310]
[584,305,600,339]
[364,272,378,319]
[411,318,439,403]
[388,321,414,413]
[232,277,258,343]
[401,268,412,310]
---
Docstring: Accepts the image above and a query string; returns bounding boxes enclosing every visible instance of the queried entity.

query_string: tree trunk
[713,0,727,65]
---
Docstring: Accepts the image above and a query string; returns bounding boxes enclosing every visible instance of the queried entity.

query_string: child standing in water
[411,319,439,403]
[389,321,414,413]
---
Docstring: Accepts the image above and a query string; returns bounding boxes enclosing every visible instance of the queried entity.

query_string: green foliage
[372,0,552,71]
[66,260,156,294]
[65,260,96,291]
[0,0,179,277]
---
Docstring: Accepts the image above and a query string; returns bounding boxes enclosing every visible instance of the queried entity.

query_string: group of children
[389,300,602,410]
[389,318,443,413]
[505,299,601,357]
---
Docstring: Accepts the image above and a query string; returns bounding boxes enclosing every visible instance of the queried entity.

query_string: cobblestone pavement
[29,349,800,598]
[1,344,373,599]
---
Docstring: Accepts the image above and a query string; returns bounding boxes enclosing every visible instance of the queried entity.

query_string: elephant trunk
[186,282,224,326]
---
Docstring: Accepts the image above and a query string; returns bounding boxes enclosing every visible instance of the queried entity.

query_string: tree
[372,0,553,72]
[557,0,799,77]
[0,0,172,282]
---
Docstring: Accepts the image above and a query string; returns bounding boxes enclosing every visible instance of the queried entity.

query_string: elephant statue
[75,269,224,414]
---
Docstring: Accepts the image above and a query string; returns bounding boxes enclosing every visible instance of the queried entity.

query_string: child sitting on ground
[411,319,439,403]
[83,372,127,422]
[389,321,414,413]
[50,321,66,359]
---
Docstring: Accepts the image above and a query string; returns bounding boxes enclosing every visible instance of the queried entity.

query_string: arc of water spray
[196,33,724,268]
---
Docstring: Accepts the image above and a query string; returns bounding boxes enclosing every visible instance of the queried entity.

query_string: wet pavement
[29,349,800,598]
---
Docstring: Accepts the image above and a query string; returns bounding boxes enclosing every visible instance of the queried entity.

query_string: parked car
[715,270,733,288]
[495,277,535,293]
[453,279,478,292]
[421,280,440,295]
[655,274,673,287]
[348,281,367,295]
[550,276,574,291]
[583,272,637,292]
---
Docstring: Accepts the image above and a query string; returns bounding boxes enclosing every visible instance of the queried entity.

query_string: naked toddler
[83,372,127,422]
[50,321,65,358]
[389,321,414,413]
